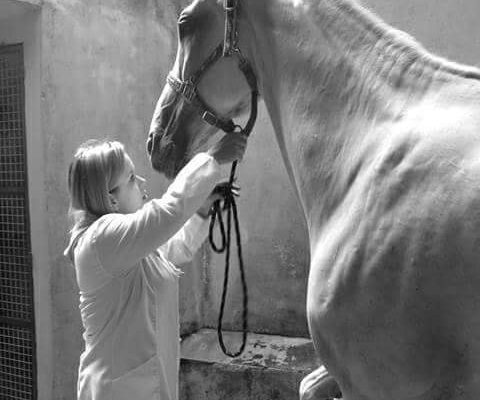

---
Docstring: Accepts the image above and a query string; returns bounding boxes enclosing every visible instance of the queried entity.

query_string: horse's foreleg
[300,365,343,400]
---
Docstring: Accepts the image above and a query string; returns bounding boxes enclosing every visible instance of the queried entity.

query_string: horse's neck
[244,0,480,233]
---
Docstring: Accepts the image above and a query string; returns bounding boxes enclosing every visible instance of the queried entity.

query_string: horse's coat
[147,1,480,399]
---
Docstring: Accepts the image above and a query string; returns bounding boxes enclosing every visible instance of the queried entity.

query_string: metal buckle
[202,111,219,127]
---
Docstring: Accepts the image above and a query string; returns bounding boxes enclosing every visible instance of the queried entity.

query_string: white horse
[147,0,480,399]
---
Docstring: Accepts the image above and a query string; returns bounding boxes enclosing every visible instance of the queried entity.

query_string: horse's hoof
[300,366,343,400]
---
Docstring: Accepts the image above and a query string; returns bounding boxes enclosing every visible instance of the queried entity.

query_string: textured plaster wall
[40,0,180,398]
[360,0,480,67]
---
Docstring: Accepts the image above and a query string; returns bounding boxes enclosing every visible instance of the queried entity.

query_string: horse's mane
[314,0,480,81]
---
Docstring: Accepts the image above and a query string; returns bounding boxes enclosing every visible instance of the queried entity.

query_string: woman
[64,133,247,400]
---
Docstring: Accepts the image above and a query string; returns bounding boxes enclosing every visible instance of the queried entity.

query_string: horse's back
[307,84,480,399]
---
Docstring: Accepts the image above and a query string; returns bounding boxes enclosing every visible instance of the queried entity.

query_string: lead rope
[204,0,257,358]
[209,159,248,357]
[208,52,258,357]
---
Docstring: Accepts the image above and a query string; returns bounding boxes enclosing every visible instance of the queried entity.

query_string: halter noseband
[167,0,258,137]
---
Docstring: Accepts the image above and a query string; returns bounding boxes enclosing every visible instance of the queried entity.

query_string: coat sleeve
[158,213,210,266]
[93,153,221,276]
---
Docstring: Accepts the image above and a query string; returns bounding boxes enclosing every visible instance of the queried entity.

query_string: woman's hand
[197,182,240,218]
[207,132,247,165]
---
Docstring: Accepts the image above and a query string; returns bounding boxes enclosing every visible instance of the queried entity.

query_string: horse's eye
[177,19,187,29]
[177,18,193,37]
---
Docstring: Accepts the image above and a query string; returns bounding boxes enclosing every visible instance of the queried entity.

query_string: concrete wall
[2,0,480,398]
[360,0,480,67]
[38,1,182,398]
[0,0,179,398]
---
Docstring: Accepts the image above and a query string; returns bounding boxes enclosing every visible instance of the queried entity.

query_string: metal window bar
[0,44,36,400]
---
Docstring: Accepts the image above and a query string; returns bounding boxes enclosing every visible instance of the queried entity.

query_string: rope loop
[208,162,249,357]
[209,200,227,253]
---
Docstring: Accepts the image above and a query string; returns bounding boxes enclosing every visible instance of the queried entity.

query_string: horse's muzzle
[147,130,178,178]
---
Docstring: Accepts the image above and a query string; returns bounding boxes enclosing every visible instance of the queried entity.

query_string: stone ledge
[180,329,320,400]
[10,0,41,7]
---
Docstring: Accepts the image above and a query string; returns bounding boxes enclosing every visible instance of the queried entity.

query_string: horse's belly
[306,213,480,399]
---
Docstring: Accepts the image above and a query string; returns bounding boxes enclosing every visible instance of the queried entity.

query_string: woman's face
[109,154,148,214]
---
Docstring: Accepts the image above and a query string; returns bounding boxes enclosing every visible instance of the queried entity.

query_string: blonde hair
[64,139,182,278]
[64,139,126,262]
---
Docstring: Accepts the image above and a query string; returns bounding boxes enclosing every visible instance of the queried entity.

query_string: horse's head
[147,0,256,178]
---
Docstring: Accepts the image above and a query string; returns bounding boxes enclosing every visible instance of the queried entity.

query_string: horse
[146,0,480,399]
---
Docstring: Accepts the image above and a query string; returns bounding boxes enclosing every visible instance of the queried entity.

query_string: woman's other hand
[196,182,240,218]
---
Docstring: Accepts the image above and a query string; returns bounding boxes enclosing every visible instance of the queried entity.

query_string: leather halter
[167,0,258,137]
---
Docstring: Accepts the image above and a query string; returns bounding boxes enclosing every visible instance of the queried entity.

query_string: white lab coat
[71,153,221,400]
